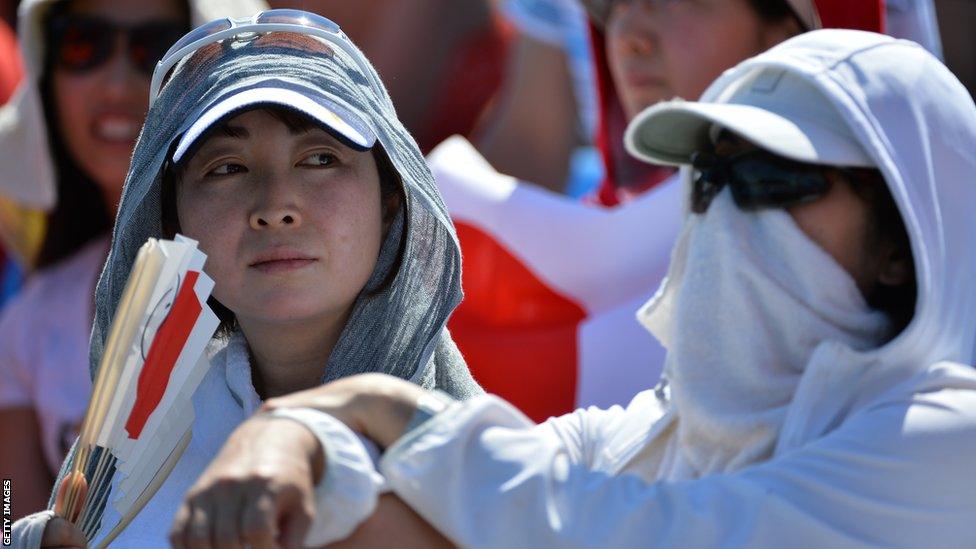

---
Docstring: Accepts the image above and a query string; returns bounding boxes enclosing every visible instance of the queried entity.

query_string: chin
[249,298,340,325]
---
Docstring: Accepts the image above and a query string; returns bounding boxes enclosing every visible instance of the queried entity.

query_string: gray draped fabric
[88,31,481,399]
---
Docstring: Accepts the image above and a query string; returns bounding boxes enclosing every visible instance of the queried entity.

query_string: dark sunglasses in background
[689,148,853,214]
[48,14,186,76]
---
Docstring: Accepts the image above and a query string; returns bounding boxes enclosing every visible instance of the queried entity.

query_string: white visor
[172,78,376,163]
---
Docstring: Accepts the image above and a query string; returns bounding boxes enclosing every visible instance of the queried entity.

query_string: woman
[174,29,976,546]
[15,8,480,547]
[0,0,198,518]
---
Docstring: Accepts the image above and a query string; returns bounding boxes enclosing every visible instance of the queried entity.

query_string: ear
[758,15,804,51]
[877,244,912,287]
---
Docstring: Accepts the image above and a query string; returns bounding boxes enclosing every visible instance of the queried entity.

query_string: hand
[42,472,87,548]
[169,416,324,549]
[40,517,87,549]
[261,373,427,449]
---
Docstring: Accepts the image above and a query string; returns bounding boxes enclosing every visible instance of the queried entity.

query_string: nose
[249,207,303,230]
[249,177,304,230]
[608,1,657,57]
[101,35,146,100]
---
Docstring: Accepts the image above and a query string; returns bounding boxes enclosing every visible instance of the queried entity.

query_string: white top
[375,362,976,547]
[99,333,382,547]
[0,236,106,472]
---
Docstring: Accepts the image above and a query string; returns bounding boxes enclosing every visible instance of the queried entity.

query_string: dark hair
[160,106,405,336]
[35,1,190,270]
[745,0,802,24]
[843,169,917,336]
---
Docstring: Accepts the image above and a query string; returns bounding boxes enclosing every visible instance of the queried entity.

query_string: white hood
[0,0,267,211]
[651,29,976,452]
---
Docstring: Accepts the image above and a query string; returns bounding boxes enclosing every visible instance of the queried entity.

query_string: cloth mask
[638,188,891,477]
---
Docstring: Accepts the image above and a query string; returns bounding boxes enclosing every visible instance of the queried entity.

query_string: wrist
[359,382,427,448]
[261,410,326,483]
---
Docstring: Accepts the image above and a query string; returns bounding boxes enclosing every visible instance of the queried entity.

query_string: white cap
[625,67,874,169]
[172,78,376,164]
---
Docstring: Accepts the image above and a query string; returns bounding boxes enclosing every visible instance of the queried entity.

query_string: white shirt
[100,333,382,547]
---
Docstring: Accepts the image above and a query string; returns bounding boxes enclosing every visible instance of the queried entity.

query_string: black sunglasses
[49,14,187,77]
[690,149,840,214]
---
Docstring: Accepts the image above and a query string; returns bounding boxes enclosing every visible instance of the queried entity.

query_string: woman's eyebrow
[217,123,249,139]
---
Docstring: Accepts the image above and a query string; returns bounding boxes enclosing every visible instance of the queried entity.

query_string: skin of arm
[324,494,454,549]
[0,408,55,519]
[476,32,580,192]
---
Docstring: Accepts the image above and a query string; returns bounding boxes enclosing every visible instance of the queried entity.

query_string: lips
[623,72,666,88]
[249,248,319,274]
[92,113,141,144]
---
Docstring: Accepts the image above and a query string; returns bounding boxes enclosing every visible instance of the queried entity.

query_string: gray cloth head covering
[89,24,481,399]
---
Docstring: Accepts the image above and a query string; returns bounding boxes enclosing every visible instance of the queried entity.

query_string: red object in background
[814,0,885,33]
[449,223,585,422]
[0,17,21,104]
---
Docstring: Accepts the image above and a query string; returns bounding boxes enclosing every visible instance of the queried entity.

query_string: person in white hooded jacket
[170,28,976,547]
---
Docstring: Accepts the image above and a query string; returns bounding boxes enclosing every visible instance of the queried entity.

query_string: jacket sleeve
[265,407,387,547]
[378,386,976,548]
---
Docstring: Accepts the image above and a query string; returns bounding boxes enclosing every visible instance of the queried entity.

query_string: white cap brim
[625,68,874,169]
[172,79,376,164]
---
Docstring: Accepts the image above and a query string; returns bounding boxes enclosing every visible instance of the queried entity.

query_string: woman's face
[606,0,800,120]
[50,0,185,210]
[176,109,387,330]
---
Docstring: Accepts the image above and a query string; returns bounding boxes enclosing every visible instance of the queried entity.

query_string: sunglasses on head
[49,14,186,77]
[689,149,838,214]
[150,9,380,106]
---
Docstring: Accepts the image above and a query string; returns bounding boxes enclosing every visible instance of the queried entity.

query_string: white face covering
[638,189,891,477]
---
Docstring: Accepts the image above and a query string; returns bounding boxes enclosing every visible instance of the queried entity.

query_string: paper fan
[57,235,219,547]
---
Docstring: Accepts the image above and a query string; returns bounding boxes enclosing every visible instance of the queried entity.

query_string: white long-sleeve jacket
[376,361,976,548]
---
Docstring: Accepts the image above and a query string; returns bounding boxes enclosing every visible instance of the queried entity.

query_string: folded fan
[57,235,219,547]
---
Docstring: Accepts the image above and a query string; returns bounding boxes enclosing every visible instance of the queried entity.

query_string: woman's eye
[206,163,246,177]
[299,152,336,167]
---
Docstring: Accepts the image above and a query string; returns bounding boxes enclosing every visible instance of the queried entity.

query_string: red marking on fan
[124,271,202,439]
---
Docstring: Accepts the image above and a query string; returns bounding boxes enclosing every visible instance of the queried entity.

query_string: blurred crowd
[0,0,973,533]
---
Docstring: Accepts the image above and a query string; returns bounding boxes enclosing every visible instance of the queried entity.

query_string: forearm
[324,494,454,549]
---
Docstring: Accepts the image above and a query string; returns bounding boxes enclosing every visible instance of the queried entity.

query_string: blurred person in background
[268,0,513,154]
[0,0,265,519]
